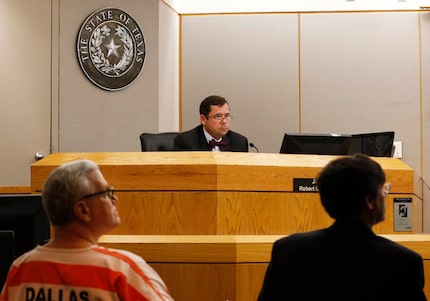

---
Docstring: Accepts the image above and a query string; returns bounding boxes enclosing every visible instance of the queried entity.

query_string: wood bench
[99,234,430,301]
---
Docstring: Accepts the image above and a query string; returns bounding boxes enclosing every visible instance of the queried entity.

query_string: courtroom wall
[2,4,430,231]
[422,12,430,233]
[181,14,299,153]
[58,0,165,152]
[1,0,179,186]
[181,11,430,230]
[181,11,421,166]
[0,0,52,186]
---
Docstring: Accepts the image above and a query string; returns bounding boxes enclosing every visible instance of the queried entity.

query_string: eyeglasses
[79,187,115,201]
[382,182,391,197]
[208,114,233,122]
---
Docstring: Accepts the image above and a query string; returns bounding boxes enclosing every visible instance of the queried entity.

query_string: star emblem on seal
[77,8,146,91]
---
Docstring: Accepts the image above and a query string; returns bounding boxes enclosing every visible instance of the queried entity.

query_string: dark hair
[317,154,386,220]
[199,95,229,117]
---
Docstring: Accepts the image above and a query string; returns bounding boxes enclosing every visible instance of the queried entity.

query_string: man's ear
[364,196,375,210]
[74,201,91,222]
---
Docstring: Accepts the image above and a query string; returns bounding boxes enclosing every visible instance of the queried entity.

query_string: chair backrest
[0,230,14,287]
[348,131,395,157]
[139,132,179,151]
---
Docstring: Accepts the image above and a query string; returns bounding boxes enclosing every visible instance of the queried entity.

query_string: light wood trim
[382,234,430,257]
[99,235,241,262]
[99,234,430,261]
[31,152,414,193]
[0,186,31,194]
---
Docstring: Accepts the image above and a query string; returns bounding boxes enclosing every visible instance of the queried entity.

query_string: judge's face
[200,103,230,140]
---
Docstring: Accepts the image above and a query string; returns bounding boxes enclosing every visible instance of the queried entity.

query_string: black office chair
[139,132,179,151]
[0,230,14,287]
[348,131,395,157]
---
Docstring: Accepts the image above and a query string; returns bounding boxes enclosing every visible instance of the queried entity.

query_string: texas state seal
[77,8,146,91]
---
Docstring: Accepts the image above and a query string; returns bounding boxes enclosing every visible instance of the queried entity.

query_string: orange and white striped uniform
[0,245,173,301]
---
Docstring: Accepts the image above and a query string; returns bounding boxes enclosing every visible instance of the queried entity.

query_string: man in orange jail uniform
[1,159,174,301]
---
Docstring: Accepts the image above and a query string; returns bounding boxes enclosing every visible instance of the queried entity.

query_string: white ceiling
[162,0,430,14]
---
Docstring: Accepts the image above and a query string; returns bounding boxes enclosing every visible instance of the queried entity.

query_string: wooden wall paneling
[216,192,332,235]
[32,152,420,235]
[108,192,218,235]
[235,263,267,301]
[0,187,31,194]
[413,196,423,232]
[105,253,430,301]
[151,263,236,301]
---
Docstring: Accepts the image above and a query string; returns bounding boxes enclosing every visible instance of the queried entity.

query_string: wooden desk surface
[31,152,414,193]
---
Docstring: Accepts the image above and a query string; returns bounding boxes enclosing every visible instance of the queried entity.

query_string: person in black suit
[258,154,426,301]
[173,95,248,152]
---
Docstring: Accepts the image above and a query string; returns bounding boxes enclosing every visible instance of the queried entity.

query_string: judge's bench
[31,152,429,301]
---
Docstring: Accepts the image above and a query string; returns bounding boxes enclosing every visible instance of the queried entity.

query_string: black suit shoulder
[173,125,208,151]
[174,125,249,152]
[258,223,426,301]
[272,224,422,262]
[224,130,249,152]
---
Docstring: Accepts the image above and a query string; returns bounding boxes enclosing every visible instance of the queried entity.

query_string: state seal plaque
[77,8,146,91]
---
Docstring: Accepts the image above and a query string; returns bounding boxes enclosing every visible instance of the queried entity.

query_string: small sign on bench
[293,178,319,193]
[394,197,412,232]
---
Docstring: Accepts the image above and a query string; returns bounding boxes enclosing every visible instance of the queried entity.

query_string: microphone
[249,142,259,153]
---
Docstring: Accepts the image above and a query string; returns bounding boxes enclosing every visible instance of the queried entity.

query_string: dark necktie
[209,139,228,151]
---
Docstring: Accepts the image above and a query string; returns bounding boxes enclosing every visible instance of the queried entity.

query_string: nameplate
[293,178,319,193]
[394,197,412,231]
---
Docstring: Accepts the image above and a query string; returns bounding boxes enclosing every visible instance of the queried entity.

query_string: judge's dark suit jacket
[258,220,426,301]
[173,125,249,152]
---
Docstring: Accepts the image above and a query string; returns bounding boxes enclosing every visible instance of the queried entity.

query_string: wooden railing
[99,234,430,301]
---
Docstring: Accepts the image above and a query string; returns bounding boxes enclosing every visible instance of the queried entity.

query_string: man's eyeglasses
[208,114,233,122]
[79,187,115,201]
[383,182,391,197]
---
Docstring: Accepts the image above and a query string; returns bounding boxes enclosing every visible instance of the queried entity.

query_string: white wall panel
[420,12,430,231]
[181,14,299,153]
[0,0,51,185]
[59,0,160,152]
[300,12,421,171]
[159,1,180,132]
